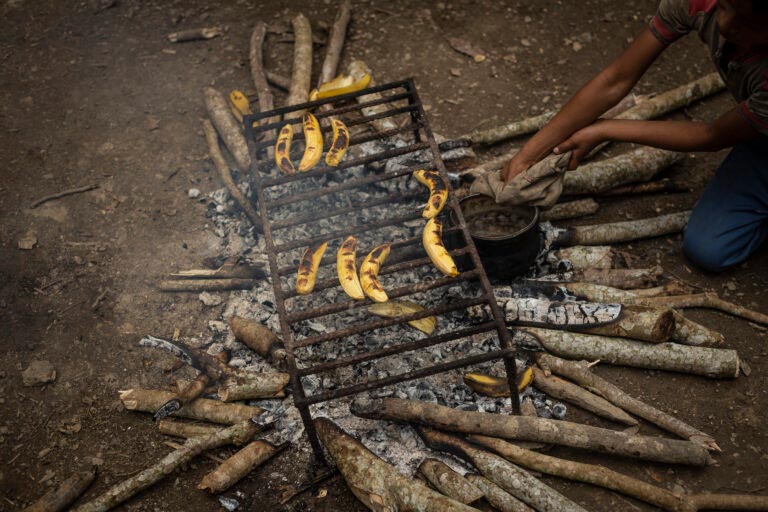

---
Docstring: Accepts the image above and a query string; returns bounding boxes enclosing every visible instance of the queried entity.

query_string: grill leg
[299,403,329,466]
[502,351,521,415]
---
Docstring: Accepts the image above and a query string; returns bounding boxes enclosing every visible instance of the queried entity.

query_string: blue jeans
[684,138,768,272]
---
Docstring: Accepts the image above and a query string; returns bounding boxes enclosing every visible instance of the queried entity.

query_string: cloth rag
[470,151,571,208]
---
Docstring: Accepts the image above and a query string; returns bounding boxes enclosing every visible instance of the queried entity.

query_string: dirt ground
[2,0,767,510]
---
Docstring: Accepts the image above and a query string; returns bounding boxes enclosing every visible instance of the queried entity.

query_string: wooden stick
[30,184,98,209]
[265,70,291,91]
[469,436,688,512]
[688,494,768,511]
[169,258,264,280]
[119,389,263,424]
[157,419,223,439]
[249,21,277,155]
[351,397,713,465]
[314,418,478,512]
[539,198,599,222]
[158,278,253,292]
[418,458,484,504]
[419,428,590,512]
[627,293,768,327]
[228,315,287,367]
[166,27,222,43]
[536,353,718,450]
[285,14,312,119]
[218,372,290,401]
[615,72,724,122]
[562,147,682,195]
[525,327,739,378]
[582,305,676,343]
[558,211,690,246]
[24,468,97,512]
[601,178,687,196]
[465,474,534,512]
[562,283,723,345]
[71,419,262,512]
[547,245,628,269]
[202,87,251,172]
[566,266,664,289]
[198,440,286,494]
[203,119,263,231]
[318,0,352,87]
[531,367,638,425]
[348,60,399,133]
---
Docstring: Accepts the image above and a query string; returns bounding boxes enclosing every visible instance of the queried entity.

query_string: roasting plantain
[275,124,296,174]
[296,241,328,295]
[336,236,365,300]
[298,112,323,172]
[423,218,458,277]
[463,366,534,397]
[414,169,448,219]
[309,72,372,101]
[368,300,437,334]
[325,119,350,167]
[228,90,252,123]
[360,244,390,302]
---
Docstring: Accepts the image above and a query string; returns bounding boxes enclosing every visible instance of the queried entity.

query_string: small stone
[520,38,531,47]
[38,447,52,458]
[219,497,239,511]
[58,417,82,435]
[198,292,222,307]
[572,41,583,52]
[450,68,461,77]
[18,231,38,250]
[188,188,201,199]
[22,360,56,386]
[725,281,737,291]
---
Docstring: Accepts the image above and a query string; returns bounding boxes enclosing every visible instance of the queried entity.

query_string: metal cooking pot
[447,194,541,281]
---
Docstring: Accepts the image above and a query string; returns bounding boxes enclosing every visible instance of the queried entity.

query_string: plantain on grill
[296,241,328,295]
[359,243,391,302]
[423,217,458,277]
[275,124,296,174]
[298,112,323,172]
[368,300,437,334]
[336,236,365,300]
[413,169,448,219]
[325,119,350,167]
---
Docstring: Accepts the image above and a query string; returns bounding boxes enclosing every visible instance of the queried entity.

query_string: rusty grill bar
[244,79,519,460]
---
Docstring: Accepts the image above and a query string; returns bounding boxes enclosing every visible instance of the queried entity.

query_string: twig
[166,27,222,43]
[318,0,352,87]
[203,119,263,231]
[30,184,98,209]
[163,440,226,464]
[285,14,313,119]
[265,70,291,91]
[158,278,254,292]
[249,21,277,154]
[202,87,251,172]
[91,288,110,310]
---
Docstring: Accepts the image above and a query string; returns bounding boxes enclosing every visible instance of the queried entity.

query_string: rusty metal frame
[244,79,519,461]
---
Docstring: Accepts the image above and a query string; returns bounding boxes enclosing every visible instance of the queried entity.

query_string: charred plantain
[414,169,448,219]
[298,112,323,172]
[325,119,350,167]
[296,241,328,295]
[336,236,365,300]
[360,243,391,302]
[423,218,458,277]
[275,124,296,174]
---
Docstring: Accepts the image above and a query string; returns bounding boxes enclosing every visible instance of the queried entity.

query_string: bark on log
[525,327,739,378]
[157,419,223,439]
[158,278,254,292]
[565,282,688,302]
[314,418,479,512]
[228,315,287,367]
[581,305,676,343]
[71,419,262,512]
[249,21,277,154]
[569,266,664,289]
[351,397,713,465]
[602,178,687,196]
[536,353,718,450]
[469,436,688,511]
[24,468,97,512]
[562,147,682,195]
[670,310,725,345]
[348,60,400,133]
[615,72,725,122]
[560,211,690,246]
[265,70,291,91]
[626,293,768,327]
[286,14,312,119]
[418,458,484,504]
[688,494,768,511]
[202,87,251,172]
[203,119,262,230]
[547,245,628,269]
[419,428,589,512]
[465,474,534,512]
[218,371,290,401]
[198,440,285,494]
[119,389,263,424]
[318,0,352,87]
[531,367,638,425]
[501,297,623,327]
[539,198,600,222]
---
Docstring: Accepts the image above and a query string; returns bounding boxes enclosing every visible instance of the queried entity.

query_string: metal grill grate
[244,79,520,460]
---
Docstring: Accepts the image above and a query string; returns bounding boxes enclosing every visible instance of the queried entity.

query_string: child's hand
[553,120,607,169]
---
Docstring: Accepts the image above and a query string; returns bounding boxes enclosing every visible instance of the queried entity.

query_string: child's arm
[502,28,666,184]
[552,108,761,168]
